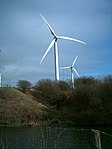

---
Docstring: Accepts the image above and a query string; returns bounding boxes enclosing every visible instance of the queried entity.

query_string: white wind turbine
[40,13,86,81]
[60,56,80,88]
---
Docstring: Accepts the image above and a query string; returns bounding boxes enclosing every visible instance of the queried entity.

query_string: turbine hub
[54,36,58,41]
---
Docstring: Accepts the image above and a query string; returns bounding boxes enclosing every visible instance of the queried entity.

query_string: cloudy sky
[0,0,112,86]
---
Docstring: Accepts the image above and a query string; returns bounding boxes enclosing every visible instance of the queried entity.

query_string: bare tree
[17,80,32,93]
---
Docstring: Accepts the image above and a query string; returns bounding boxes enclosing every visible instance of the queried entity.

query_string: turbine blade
[60,66,71,69]
[40,13,57,37]
[72,56,78,67]
[58,36,87,44]
[40,39,55,63]
[73,68,80,78]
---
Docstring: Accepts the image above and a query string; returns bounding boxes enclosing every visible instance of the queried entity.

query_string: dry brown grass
[0,87,48,126]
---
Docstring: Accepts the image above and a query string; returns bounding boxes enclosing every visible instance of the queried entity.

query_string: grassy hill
[0,87,48,126]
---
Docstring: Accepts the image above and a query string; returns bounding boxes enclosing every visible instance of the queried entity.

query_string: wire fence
[0,127,112,149]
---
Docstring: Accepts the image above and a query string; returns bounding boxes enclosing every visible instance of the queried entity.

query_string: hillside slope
[0,87,48,126]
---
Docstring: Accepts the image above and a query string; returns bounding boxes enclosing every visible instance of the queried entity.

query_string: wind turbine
[60,56,80,88]
[40,13,86,81]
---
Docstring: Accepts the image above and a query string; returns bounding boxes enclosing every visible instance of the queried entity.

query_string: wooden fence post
[93,129,102,149]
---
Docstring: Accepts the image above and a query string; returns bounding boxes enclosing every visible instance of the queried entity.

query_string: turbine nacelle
[54,36,58,41]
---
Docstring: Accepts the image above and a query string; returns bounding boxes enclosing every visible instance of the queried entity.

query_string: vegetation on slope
[32,75,112,126]
[0,75,112,126]
[0,87,48,126]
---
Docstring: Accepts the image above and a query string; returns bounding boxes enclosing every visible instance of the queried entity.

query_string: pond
[0,126,112,149]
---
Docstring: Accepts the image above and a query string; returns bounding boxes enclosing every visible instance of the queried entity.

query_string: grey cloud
[0,0,112,86]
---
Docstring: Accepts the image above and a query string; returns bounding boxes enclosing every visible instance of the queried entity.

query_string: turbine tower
[60,56,80,88]
[40,14,86,81]
[0,50,1,87]
[0,73,1,87]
